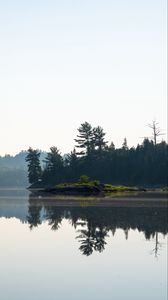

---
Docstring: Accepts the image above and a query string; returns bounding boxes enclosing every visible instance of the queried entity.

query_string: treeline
[26,122,168,187]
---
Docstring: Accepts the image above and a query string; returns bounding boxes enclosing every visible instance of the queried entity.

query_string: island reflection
[27,194,168,256]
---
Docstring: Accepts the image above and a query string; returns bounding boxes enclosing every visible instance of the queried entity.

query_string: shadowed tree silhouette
[93,126,108,152]
[26,147,41,185]
[42,147,64,184]
[75,122,94,155]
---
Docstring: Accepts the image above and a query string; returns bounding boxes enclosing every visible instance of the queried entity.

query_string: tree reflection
[27,204,42,230]
[77,224,108,256]
[45,206,64,231]
[27,194,168,256]
[151,232,162,258]
[77,229,94,256]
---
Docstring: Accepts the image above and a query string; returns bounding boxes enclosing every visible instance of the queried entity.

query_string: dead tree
[147,120,164,145]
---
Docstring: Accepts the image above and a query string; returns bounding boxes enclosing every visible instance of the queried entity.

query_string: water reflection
[77,225,108,256]
[27,194,168,256]
[27,203,42,230]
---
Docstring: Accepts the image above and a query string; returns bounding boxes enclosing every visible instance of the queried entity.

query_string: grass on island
[54,175,137,193]
[31,176,168,195]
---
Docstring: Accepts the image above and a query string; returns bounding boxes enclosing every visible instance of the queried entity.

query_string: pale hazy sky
[0,0,167,156]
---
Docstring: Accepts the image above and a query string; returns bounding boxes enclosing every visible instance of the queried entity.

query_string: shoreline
[28,191,168,208]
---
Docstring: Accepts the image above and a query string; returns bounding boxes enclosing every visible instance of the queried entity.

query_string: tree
[148,120,164,145]
[75,122,94,155]
[43,147,63,184]
[93,126,108,151]
[122,137,128,150]
[65,148,79,181]
[26,148,41,184]
[27,197,42,230]
[109,141,115,151]
[65,148,78,167]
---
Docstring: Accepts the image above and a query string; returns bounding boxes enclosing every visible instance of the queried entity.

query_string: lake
[0,189,167,300]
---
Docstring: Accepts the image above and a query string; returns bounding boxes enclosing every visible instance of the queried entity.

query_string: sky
[0,0,167,156]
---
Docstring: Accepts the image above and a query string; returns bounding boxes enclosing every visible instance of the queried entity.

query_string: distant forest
[26,122,168,187]
[0,151,46,187]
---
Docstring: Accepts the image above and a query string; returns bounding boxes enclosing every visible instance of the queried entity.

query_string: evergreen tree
[65,149,79,181]
[109,141,115,151]
[122,138,128,150]
[26,148,41,184]
[65,149,78,167]
[43,147,63,184]
[93,126,108,151]
[75,122,94,155]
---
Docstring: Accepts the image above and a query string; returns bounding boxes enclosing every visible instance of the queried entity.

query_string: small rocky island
[29,175,141,196]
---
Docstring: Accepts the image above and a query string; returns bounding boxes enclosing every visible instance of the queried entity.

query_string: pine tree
[43,147,63,184]
[122,138,128,150]
[75,122,94,155]
[93,126,108,151]
[26,148,41,184]
[65,149,79,181]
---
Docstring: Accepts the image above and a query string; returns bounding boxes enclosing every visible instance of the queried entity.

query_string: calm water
[0,189,167,300]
